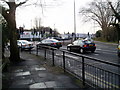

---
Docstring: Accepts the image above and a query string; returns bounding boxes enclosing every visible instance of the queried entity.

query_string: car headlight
[118,45,120,49]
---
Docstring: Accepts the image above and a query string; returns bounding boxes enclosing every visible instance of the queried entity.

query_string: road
[60,41,120,64]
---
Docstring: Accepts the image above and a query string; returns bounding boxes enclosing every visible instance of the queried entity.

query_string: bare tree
[108,0,120,41]
[0,0,28,62]
[0,0,63,62]
[79,0,114,41]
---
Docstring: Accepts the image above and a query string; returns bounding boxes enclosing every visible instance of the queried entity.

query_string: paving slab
[2,51,82,89]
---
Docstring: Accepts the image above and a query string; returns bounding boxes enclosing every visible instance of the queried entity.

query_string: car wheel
[91,50,95,53]
[67,47,71,51]
[28,48,31,51]
[118,51,120,57]
[80,48,84,53]
[57,47,60,49]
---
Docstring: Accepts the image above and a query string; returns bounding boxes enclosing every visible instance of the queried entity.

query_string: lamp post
[74,0,76,40]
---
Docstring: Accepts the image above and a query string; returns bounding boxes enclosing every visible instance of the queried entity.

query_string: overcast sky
[16,0,100,34]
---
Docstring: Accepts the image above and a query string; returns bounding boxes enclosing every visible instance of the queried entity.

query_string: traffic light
[19,27,24,34]
[50,28,52,34]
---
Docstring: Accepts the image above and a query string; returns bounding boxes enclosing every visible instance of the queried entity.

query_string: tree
[0,0,28,62]
[79,0,114,41]
[95,30,102,38]
[0,0,62,62]
[108,0,120,41]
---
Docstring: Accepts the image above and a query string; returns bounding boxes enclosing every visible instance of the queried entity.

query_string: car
[117,41,120,57]
[48,37,63,41]
[17,40,34,50]
[67,38,96,53]
[37,38,62,49]
[6,40,34,51]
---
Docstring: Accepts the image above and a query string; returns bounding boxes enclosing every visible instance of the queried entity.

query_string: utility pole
[74,0,76,40]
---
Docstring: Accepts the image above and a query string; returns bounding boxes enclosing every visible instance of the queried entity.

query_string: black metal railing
[35,45,120,89]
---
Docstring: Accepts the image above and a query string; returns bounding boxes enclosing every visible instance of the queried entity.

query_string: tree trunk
[7,6,20,62]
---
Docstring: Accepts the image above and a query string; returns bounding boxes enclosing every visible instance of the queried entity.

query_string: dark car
[67,39,96,53]
[117,41,120,57]
[37,39,62,49]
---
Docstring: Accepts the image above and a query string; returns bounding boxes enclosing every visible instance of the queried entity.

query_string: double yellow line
[85,71,120,88]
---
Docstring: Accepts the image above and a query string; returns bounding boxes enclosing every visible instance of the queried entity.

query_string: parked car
[17,40,34,50]
[67,38,96,53]
[37,38,62,49]
[7,40,34,50]
[117,41,120,57]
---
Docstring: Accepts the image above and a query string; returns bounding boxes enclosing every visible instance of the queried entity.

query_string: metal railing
[36,45,120,89]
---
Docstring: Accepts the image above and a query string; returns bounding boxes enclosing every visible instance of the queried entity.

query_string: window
[84,40,92,44]
[73,40,78,45]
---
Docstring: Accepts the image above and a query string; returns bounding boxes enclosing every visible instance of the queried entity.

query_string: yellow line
[85,72,120,88]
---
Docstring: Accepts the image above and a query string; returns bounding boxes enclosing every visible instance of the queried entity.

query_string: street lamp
[74,0,76,40]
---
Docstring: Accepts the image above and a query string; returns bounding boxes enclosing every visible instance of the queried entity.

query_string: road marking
[96,49,102,50]
[65,54,79,59]
[94,54,99,56]
[56,53,79,60]
[96,49,117,53]
[85,72,119,88]
[74,69,119,88]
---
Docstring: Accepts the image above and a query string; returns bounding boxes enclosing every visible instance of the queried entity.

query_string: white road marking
[94,54,99,56]
[96,48,116,53]
[56,53,79,59]
[65,54,79,59]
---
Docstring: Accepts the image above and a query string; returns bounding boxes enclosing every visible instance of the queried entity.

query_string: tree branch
[16,0,29,7]
[108,2,120,22]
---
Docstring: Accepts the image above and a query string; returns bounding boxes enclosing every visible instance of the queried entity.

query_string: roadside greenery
[0,16,9,59]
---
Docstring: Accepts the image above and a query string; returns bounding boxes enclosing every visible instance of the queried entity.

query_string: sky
[16,0,100,34]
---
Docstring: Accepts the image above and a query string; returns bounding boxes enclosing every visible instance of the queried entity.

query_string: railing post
[82,56,85,86]
[44,48,46,60]
[29,48,31,54]
[63,51,65,72]
[36,45,38,56]
[52,49,55,66]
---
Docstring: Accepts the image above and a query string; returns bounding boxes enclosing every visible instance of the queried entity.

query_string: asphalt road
[60,41,120,64]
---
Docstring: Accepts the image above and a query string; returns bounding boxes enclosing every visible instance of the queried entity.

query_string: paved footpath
[2,51,85,90]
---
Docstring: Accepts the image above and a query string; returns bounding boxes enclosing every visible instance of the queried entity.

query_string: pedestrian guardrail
[36,45,120,89]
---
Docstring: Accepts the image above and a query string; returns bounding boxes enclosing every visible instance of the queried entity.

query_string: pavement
[2,51,85,90]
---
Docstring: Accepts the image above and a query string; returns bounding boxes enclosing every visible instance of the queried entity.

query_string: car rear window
[84,40,92,44]
[51,39,58,42]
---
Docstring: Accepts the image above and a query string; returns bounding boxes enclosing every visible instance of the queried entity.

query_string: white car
[17,40,34,50]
